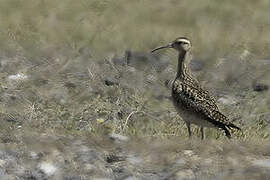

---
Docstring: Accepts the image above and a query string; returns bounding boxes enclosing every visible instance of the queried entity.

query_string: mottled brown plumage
[152,37,240,139]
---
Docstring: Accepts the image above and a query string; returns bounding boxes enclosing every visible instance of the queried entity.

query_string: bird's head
[151,37,192,53]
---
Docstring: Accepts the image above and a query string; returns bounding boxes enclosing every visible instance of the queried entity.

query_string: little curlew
[151,37,240,139]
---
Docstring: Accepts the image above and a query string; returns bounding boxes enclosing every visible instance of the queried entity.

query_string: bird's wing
[175,76,219,110]
[173,80,240,129]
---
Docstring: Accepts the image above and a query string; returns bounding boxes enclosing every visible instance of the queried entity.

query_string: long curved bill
[151,43,172,53]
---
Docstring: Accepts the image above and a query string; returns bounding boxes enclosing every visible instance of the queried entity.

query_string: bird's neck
[176,50,191,79]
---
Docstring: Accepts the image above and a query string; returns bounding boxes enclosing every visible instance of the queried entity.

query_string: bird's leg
[186,122,191,138]
[224,128,231,139]
[200,127,204,140]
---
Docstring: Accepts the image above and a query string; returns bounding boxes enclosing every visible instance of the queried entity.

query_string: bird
[151,37,240,139]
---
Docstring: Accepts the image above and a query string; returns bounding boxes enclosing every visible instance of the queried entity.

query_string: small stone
[109,133,129,142]
[29,151,39,160]
[0,159,6,167]
[183,150,194,157]
[191,155,200,161]
[84,163,95,171]
[60,99,66,105]
[127,66,136,73]
[218,96,237,105]
[239,49,250,60]
[8,73,28,81]
[39,162,57,176]
[253,83,269,92]
[104,79,118,86]
[175,169,195,180]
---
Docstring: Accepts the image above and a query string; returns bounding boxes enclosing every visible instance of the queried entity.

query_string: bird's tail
[211,110,241,131]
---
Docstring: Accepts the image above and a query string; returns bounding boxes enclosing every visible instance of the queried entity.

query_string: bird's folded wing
[173,82,239,129]
[173,80,219,111]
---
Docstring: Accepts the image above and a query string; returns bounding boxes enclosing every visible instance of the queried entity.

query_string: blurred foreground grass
[0,0,269,142]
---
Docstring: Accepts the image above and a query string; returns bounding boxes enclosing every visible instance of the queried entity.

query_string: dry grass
[0,0,269,142]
